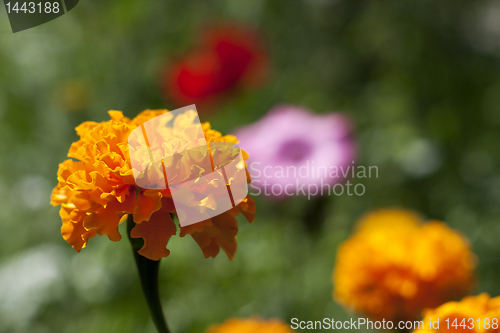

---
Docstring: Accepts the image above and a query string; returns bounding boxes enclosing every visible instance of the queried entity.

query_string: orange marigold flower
[206,318,294,333]
[51,109,255,261]
[414,293,500,333]
[333,209,476,323]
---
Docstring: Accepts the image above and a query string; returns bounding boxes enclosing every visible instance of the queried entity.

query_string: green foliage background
[1,1,500,332]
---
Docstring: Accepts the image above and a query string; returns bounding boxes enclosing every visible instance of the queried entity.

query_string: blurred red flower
[163,24,268,108]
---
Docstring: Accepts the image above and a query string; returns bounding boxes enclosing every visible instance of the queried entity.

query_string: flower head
[51,109,255,260]
[164,23,268,108]
[415,293,500,333]
[333,209,476,322]
[233,105,356,198]
[206,318,294,333]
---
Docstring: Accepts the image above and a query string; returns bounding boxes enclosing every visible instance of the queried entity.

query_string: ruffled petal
[186,212,239,259]
[60,204,96,252]
[132,109,169,126]
[133,190,163,223]
[130,209,177,260]
[83,205,122,242]
[190,230,220,258]
[238,196,256,223]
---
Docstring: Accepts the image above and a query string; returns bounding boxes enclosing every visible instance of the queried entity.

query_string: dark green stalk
[127,215,171,333]
[302,194,330,234]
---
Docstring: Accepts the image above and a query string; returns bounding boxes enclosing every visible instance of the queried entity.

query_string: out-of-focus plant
[333,209,476,324]
[234,105,356,198]
[162,23,268,112]
[234,105,356,231]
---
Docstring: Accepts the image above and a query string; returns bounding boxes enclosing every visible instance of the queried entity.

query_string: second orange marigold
[333,209,476,323]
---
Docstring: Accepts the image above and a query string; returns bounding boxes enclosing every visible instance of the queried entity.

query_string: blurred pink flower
[233,105,356,198]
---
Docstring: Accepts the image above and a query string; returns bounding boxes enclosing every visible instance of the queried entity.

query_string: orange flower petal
[130,209,177,260]
[238,196,256,223]
[190,231,220,258]
[51,186,72,206]
[179,218,211,237]
[212,213,238,259]
[62,220,97,252]
[60,205,96,252]
[75,121,99,137]
[107,110,127,122]
[83,201,123,242]
[133,190,163,224]
[188,212,239,259]
[132,109,169,126]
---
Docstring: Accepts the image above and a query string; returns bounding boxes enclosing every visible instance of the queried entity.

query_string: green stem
[302,195,330,234]
[127,215,171,333]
